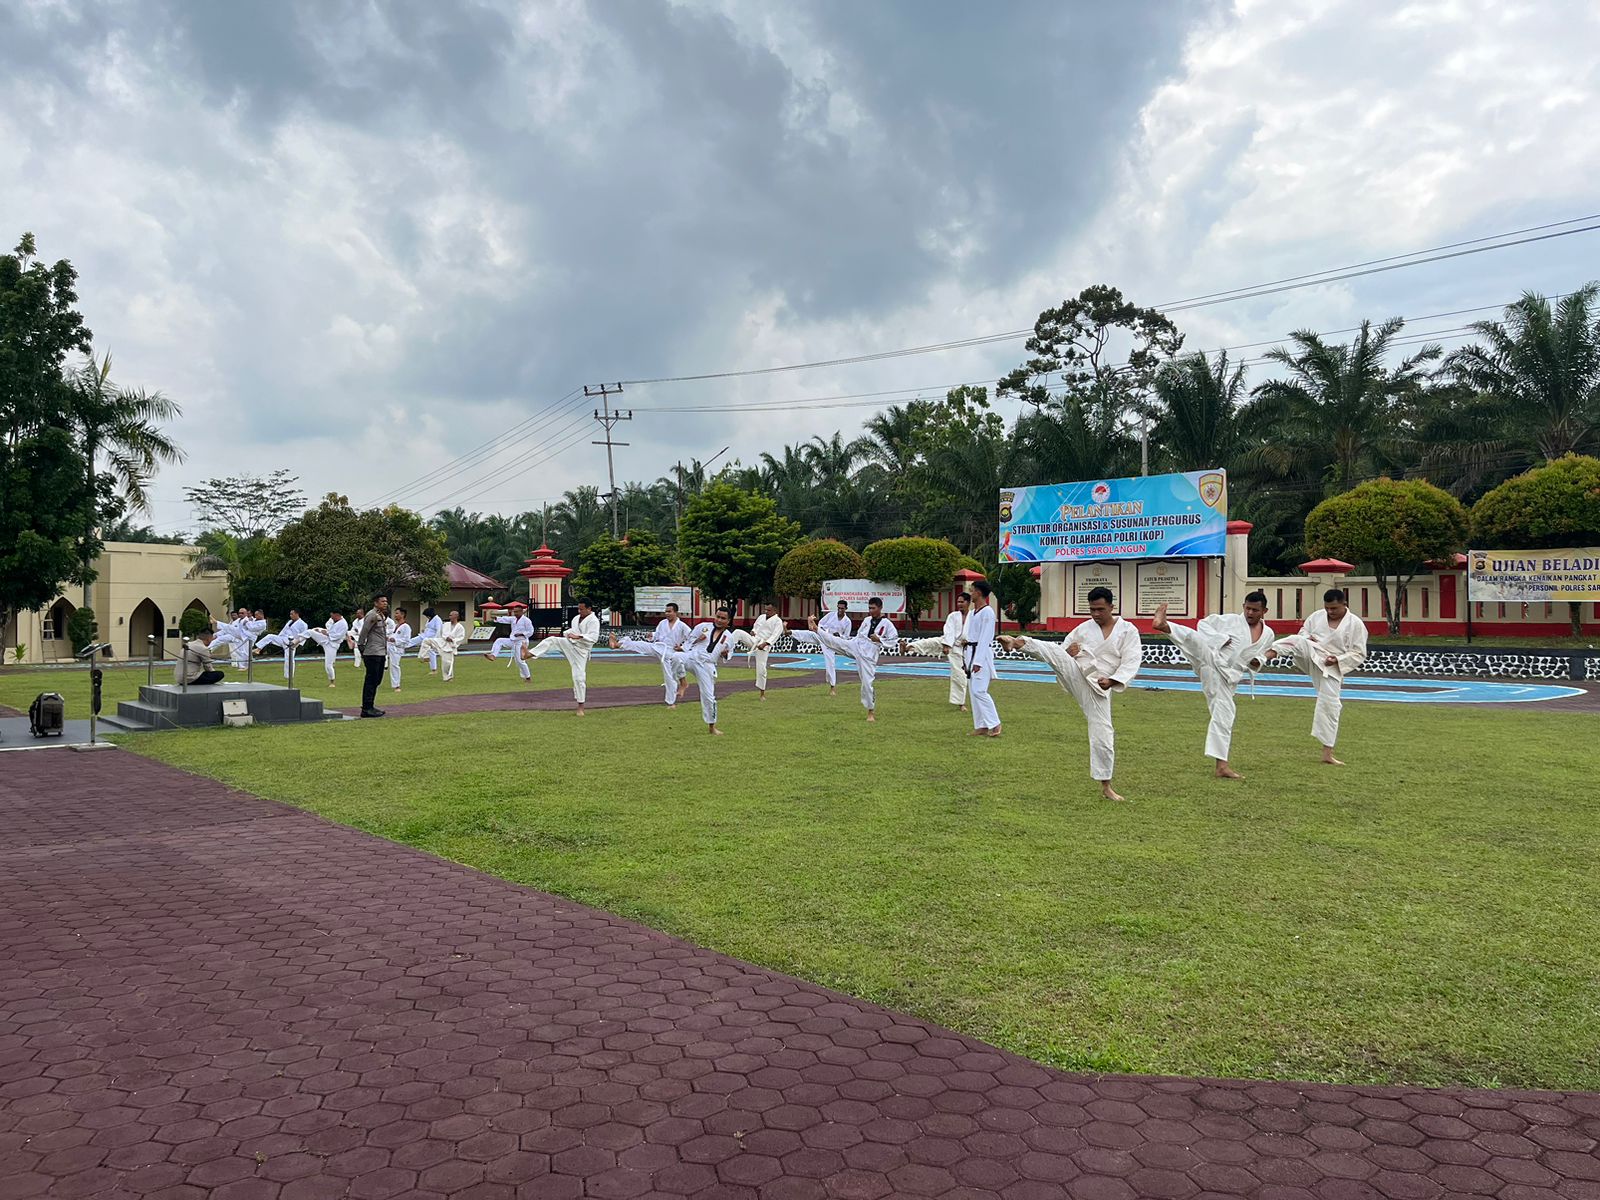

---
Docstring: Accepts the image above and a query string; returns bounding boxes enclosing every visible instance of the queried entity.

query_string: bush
[774,539,866,601]
[67,607,97,655]
[1472,454,1600,548]
[862,536,963,619]
[179,606,212,639]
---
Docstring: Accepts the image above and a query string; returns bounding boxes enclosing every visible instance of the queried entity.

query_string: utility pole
[586,383,630,537]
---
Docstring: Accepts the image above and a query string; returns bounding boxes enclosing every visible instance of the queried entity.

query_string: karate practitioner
[647,604,696,705]
[1151,591,1275,779]
[420,610,469,682]
[816,599,853,697]
[345,607,366,658]
[305,611,349,687]
[999,586,1141,802]
[484,608,536,682]
[412,607,443,672]
[793,596,899,722]
[964,580,1001,737]
[750,603,786,700]
[254,609,309,680]
[615,606,736,735]
[387,607,412,691]
[1269,587,1369,765]
[908,592,971,711]
[524,600,601,715]
[208,608,253,669]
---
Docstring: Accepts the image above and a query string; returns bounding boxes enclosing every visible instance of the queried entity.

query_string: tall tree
[185,469,306,539]
[1471,454,1600,634]
[998,284,1183,407]
[547,486,608,577]
[569,530,673,617]
[678,483,802,608]
[0,232,100,643]
[1443,285,1600,462]
[1149,351,1252,473]
[273,497,450,618]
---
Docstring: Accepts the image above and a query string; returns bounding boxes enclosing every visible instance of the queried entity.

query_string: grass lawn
[0,650,692,715]
[125,668,1597,1091]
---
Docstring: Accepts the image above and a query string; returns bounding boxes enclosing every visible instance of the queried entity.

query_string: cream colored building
[2,542,229,664]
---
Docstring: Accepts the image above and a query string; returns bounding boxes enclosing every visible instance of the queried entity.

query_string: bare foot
[1151,603,1170,635]
[710,727,724,736]
[608,634,619,649]
[678,681,690,701]
[985,727,1002,738]
[866,712,876,723]
[1101,784,1127,802]
[482,653,493,660]
[758,692,766,700]
[959,705,968,713]
[1321,754,1345,767]
[968,728,985,736]
[828,687,837,696]
[1216,765,1244,780]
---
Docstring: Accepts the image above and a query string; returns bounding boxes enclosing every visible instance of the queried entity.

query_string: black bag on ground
[29,692,65,738]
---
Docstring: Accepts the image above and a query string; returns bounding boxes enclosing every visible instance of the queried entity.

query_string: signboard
[821,579,908,614]
[1071,563,1123,615]
[1467,548,1600,603]
[633,586,694,613]
[1135,560,1190,617]
[999,469,1227,562]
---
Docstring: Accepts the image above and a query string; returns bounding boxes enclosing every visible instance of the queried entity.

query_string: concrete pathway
[2,751,1596,1200]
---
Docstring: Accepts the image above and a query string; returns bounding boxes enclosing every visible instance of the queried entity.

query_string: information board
[1135,560,1190,616]
[1468,548,1600,603]
[999,469,1227,562]
[1071,563,1124,614]
[821,580,908,614]
[633,586,695,613]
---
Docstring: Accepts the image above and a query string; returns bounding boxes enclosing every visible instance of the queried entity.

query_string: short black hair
[715,605,732,616]
[1245,589,1268,606]
[836,598,848,607]
[1324,587,1347,603]
[868,597,883,608]
[665,603,679,613]
[423,607,436,618]
[1086,586,1114,606]
[372,593,388,604]
[956,592,971,602]
[971,579,992,599]
[577,598,593,608]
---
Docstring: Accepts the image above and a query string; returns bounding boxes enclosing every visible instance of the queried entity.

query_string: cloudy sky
[4,0,1597,533]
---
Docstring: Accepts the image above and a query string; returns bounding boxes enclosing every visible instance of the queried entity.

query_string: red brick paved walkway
[3,753,1597,1200]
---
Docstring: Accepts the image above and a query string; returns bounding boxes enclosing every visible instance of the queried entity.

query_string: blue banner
[998,469,1228,562]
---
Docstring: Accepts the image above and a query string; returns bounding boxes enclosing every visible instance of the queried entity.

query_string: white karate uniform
[307,617,349,682]
[223,617,266,670]
[653,617,695,704]
[526,612,601,702]
[963,604,998,730]
[750,613,786,692]
[255,617,309,679]
[795,614,899,712]
[412,614,443,669]
[816,610,853,686]
[1016,619,1142,781]
[345,614,366,657]
[489,615,535,680]
[666,621,737,725]
[1273,609,1368,748]
[1166,614,1276,762]
[422,620,468,681]
[909,609,969,706]
[388,620,411,689]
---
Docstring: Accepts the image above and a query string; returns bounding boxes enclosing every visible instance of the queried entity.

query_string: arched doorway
[183,598,211,638]
[45,598,76,657]
[128,598,163,659]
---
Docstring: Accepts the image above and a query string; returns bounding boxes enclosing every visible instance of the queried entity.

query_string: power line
[614,216,1599,386]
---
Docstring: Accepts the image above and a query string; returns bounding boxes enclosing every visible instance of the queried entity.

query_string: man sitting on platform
[176,630,226,687]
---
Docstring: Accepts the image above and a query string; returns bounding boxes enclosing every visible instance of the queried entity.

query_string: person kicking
[524,600,601,715]
[483,606,536,683]
[253,609,309,679]
[908,591,970,712]
[792,596,899,722]
[304,610,350,687]
[816,598,853,697]
[1269,587,1369,765]
[1151,591,1275,779]
[998,585,1141,801]
[618,605,737,735]
[420,610,469,682]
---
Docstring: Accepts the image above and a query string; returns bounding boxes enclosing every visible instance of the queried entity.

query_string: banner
[998,469,1227,562]
[821,579,907,614]
[633,586,694,613]
[1467,548,1600,603]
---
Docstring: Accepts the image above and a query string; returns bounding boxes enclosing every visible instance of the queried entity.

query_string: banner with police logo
[998,469,1228,562]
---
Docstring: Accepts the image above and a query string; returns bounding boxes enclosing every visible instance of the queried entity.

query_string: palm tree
[1442,284,1600,462]
[547,486,609,585]
[861,402,931,474]
[1150,351,1253,473]
[1247,318,1439,494]
[70,352,183,604]
[1013,390,1136,486]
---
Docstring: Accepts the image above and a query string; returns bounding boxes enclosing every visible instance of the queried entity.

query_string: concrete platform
[0,717,99,751]
[103,681,333,731]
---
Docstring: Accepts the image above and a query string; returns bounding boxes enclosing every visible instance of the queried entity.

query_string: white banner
[821,579,907,614]
[633,586,694,613]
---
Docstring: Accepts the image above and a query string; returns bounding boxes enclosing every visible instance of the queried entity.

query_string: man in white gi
[254,609,310,680]
[483,607,536,683]
[615,606,737,734]
[816,599,853,696]
[999,586,1141,802]
[648,604,696,705]
[964,581,1001,737]
[420,610,469,682]
[909,592,971,711]
[524,600,601,715]
[794,596,899,722]
[1269,587,1369,765]
[208,608,251,669]
[750,603,786,700]
[412,608,444,673]
[305,610,349,687]
[387,607,412,692]
[345,607,366,658]
[1152,591,1275,779]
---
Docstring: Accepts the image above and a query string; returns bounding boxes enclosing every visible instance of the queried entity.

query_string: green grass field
[120,660,1600,1092]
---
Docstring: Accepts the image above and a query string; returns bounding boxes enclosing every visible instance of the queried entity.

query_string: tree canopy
[679,483,801,607]
[569,531,673,616]
[861,536,962,619]
[774,539,866,601]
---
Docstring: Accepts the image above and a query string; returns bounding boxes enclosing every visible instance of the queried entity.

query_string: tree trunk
[1569,600,1582,639]
[1375,573,1401,636]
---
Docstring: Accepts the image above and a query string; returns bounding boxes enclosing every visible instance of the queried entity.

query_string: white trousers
[968,657,998,730]
[820,641,837,685]
[617,637,679,705]
[1276,635,1344,747]
[255,635,303,679]
[416,641,438,670]
[669,653,719,724]
[909,638,967,705]
[1166,624,1238,761]
[799,628,878,711]
[489,636,531,680]
[1021,639,1117,781]
[387,646,403,689]
[754,647,772,690]
[305,630,340,681]
[419,636,459,681]
[527,636,592,702]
